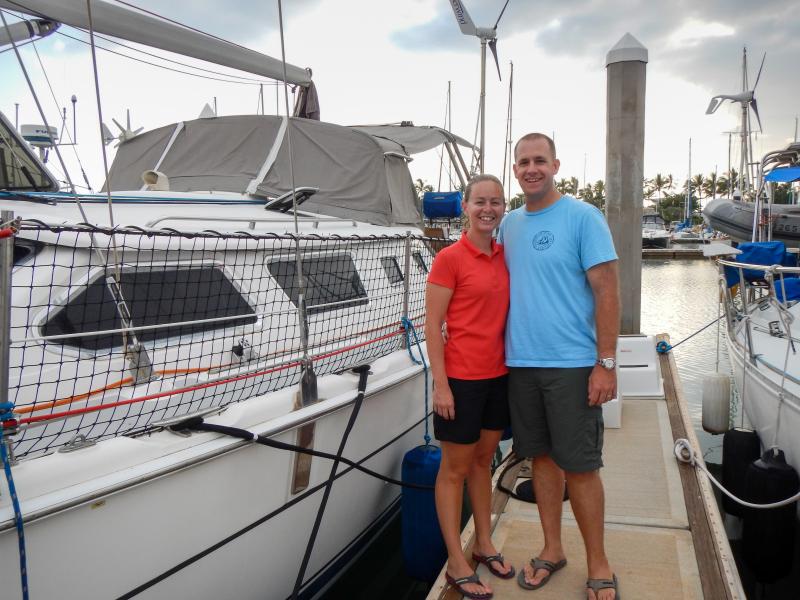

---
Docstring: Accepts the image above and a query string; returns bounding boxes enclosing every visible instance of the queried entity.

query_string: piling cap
[606,33,648,66]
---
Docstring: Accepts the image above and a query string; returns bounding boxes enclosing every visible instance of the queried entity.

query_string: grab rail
[144,215,358,228]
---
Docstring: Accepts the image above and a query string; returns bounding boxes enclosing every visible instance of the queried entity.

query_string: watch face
[600,358,616,370]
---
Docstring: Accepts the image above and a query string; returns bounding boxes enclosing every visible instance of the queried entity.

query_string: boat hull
[726,318,800,483]
[0,351,429,600]
[704,198,800,247]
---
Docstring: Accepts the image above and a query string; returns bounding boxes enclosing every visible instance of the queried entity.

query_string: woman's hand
[433,382,456,420]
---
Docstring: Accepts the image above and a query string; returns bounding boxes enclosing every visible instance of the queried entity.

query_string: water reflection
[641,259,730,463]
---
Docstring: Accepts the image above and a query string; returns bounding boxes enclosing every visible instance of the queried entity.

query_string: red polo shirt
[427,233,510,380]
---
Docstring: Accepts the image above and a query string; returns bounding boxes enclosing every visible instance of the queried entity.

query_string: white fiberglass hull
[726,304,800,475]
[0,349,429,600]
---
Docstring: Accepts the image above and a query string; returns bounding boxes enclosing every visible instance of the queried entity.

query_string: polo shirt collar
[460,232,501,258]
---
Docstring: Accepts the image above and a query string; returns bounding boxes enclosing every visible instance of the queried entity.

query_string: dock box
[423,191,463,219]
[617,334,664,399]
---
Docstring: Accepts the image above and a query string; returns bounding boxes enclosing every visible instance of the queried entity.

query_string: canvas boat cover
[765,166,800,183]
[104,116,475,227]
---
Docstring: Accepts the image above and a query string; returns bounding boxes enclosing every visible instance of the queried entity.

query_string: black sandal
[586,573,620,599]
[472,552,515,579]
[445,571,493,600]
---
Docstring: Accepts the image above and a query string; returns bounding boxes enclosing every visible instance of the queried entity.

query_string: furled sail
[0,0,312,86]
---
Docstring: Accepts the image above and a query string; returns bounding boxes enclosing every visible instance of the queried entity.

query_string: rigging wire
[28,37,93,190]
[54,28,279,87]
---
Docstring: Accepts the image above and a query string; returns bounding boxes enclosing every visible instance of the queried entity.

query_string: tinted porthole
[380,256,403,285]
[13,238,43,265]
[268,254,368,314]
[42,266,257,350]
[412,251,428,273]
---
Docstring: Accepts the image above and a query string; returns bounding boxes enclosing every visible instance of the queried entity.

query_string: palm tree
[555,176,579,196]
[689,174,706,201]
[583,180,605,210]
[715,176,730,198]
[702,172,719,200]
[648,173,670,213]
[509,192,526,210]
[414,178,433,201]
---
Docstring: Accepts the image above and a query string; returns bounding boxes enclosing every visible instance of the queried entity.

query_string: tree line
[415,173,796,224]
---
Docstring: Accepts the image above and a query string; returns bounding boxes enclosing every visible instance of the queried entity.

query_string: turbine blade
[126,109,131,131]
[101,123,114,145]
[489,39,501,80]
[706,97,722,115]
[751,98,763,132]
[111,117,124,132]
[449,0,477,35]
[493,0,511,30]
[753,52,766,91]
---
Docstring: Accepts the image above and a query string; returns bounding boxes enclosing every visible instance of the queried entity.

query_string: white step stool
[603,335,665,429]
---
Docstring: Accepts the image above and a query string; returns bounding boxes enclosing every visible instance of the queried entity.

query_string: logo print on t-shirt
[532,230,555,251]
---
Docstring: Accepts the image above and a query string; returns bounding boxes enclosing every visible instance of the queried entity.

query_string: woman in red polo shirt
[425,174,512,600]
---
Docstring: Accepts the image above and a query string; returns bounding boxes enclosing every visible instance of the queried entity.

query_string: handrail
[717,258,800,274]
[144,215,357,228]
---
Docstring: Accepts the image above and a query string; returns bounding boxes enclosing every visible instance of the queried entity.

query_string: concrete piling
[605,33,648,335]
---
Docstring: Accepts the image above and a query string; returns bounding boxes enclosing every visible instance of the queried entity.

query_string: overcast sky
[1,0,798,200]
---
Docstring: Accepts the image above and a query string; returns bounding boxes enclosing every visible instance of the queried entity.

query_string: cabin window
[380,256,404,285]
[13,238,43,265]
[412,251,428,273]
[42,266,257,351]
[268,253,368,314]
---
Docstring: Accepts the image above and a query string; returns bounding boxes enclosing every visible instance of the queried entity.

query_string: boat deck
[426,337,743,600]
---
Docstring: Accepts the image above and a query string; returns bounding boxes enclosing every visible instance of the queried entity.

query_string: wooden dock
[426,335,744,600]
[643,248,706,259]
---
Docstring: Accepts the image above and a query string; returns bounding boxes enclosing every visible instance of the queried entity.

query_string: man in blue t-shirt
[498,133,620,600]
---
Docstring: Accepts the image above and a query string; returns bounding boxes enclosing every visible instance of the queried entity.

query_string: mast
[686,138,692,222]
[479,38,486,174]
[739,47,749,196]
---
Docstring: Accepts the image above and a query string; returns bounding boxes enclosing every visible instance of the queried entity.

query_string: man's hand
[588,366,616,406]
[433,382,456,420]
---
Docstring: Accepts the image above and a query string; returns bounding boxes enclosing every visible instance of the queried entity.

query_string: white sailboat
[714,145,800,480]
[0,2,476,598]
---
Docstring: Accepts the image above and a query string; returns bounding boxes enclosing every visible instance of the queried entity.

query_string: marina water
[329,258,799,599]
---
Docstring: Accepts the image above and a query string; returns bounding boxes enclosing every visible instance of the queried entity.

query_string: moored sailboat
[0,3,477,598]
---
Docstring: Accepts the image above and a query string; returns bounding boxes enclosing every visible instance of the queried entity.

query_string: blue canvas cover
[775,278,800,303]
[765,166,800,183]
[423,191,462,218]
[724,241,798,287]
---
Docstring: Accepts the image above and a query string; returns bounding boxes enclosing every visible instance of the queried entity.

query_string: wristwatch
[596,357,616,370]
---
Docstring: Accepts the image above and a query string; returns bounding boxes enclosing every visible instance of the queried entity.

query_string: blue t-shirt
[498,195,617,367]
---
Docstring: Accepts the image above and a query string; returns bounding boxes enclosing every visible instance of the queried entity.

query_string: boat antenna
[448,0,511,174]
[502,60,514,202]
[438,81,451,191]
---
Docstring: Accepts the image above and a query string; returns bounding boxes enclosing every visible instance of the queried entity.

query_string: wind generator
[448,0,509,174]
[103,109,143,147]
[705,47,766,198]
